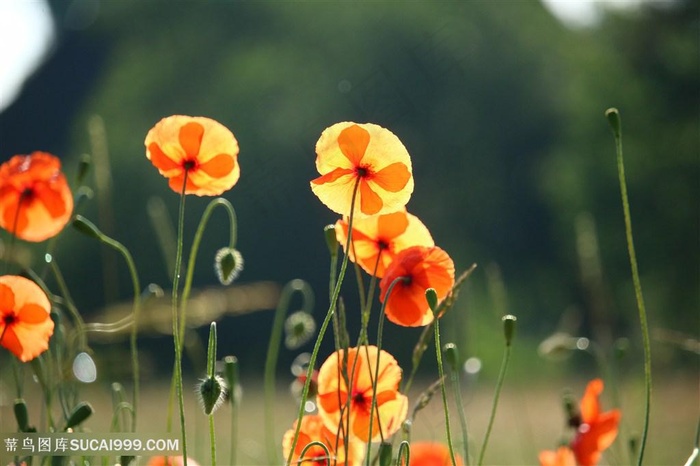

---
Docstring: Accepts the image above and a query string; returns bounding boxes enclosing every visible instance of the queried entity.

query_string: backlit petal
[178,121,205,158]
[147,142,182,172]
[580,378,603,422]
[199,154,235,177]
[359,180,383,215]
[371,162,411,193]
[338,124,370,166]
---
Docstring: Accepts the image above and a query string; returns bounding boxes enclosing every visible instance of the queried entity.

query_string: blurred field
[2,372,696,465]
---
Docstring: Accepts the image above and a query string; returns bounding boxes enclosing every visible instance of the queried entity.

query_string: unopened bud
[442,343,459,372]
[214,247,244,285]
[72,215,102,240]
[14,399,29,432]
[284,311,317,350]
[76,153,91,184]
[605,108,621,138]
[65,402,94,430]
[197,375,226,415]
[502,314,517,346]
[425,288,439,314]
[323,224,339,257]
[378,442,393,466]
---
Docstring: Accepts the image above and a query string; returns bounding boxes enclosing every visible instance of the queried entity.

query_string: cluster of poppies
[0,116,621,465]
[279,122,460,464]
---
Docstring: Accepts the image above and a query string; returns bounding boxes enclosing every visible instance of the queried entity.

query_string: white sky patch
[540,0,663,28]
[0,0,55,113]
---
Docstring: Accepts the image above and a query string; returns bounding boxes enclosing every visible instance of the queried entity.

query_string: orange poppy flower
[0,152,73,242]
[145,115,240,196]
[539,446,576,466]
[316,345,407,443]
[311,122,413,217]
[146,456,200,466]
[282,414,365,466]
[402,442,464,466]
[0,275,53,362]
[570,379,621,466]
[335,209,434,278]
[379,246,455,327]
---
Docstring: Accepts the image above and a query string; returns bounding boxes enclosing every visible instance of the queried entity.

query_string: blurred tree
[0,0,696,373]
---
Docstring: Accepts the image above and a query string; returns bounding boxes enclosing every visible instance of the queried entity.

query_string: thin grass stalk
[206,322,218,466]
[606,108,652,466]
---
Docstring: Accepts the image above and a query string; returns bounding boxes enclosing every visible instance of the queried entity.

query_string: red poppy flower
[379,246,455,327]
[539,446,576,466]
[335,209,434,278]
[282,414,365,466]
[0,152,73,242]
[311,122,413,217]
[403,442,464,466]
[145,115,240,196]
[0,275,53,362]
[570,379,621,466]
[316,345,407,443]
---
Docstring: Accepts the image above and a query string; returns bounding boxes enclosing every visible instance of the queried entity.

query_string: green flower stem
[264,279,314,464]
[171,179,189,465]
[365,276,404,465]
[178,197,237,343]
[397,441,411,466]
[477,342,512,466]
[606,108,652,466]
[224,356,240,466]
[299,441,331,463]
[71,216,141,431]
[286,179,361,466]
[445,344,470,465]
[429,295,457,466]
[207,322,218,466]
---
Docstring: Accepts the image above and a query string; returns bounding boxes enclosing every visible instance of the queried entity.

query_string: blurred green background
[0,0,697,386]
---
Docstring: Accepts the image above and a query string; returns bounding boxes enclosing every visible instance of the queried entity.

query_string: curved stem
[264,279,314,464]
[178,197,237,343]
[477,344,511,466]
[607,108,652,466]
[286,179,360,465]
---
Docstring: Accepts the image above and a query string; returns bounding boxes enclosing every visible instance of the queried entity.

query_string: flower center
[2,313,15,326]
[183,159,197,171]
[352,391,369,412]
[355,165,371,178]
[377,239,389,250]
[20,187,34,201]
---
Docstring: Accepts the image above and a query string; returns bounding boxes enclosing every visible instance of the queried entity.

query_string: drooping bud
[214,247,244,285]
[197,375,227,416]
[284,311,317,350]
[65,402,94,430]
[72,215,102,240]
[14,399,29,432]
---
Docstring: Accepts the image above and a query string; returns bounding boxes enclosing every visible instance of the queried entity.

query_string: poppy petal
[0,327,24,361]
[17,304,51,324]
[338,124,370,166]
[33,184,68,218]
[371,162,411,193]
[178,122,205,158]
[359,180,383,215]
[199,154,235,178]
[580,378,603,422]
[148,142,182,172]
[0,283,16,311]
